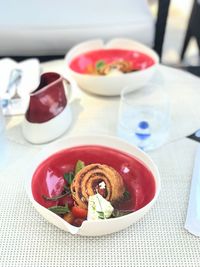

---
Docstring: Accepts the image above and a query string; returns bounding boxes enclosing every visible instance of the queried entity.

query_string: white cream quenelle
[87,193,114,221]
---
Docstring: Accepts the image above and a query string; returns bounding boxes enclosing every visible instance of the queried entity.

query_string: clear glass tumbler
[117,83,170,151]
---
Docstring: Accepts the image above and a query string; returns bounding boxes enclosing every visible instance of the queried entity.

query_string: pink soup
[32,145,156,212]
[69,49,155,74]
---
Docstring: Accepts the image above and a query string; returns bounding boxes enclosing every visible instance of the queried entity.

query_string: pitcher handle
[62,74,81,104]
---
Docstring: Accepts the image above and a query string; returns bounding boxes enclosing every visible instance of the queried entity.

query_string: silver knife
[185,144,200,236]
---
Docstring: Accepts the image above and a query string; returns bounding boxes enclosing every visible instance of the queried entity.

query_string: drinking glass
[117,83,170,151]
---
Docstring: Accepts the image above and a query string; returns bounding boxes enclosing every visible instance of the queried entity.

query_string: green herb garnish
[97,211,105,219]
[95,60,105,70]
[42,192,69,201]
[64,172,75,185]
[123,190,131,200]
[45,160,86,215]
[48,204,69,215]
[75,160,85,175]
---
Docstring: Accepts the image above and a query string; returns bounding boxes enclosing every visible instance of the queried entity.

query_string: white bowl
[25,135,160,236]
[65,38,159,96]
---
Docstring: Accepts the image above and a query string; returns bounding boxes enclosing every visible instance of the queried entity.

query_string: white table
[1,61,200,267]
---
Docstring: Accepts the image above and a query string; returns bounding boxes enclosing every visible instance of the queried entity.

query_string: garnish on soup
[95,59,134,75]
[43,160,133,227]
[71,163,125,209]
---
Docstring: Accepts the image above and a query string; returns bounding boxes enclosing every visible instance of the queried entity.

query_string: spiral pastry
[97,60,132,75]
[71,163,125,209]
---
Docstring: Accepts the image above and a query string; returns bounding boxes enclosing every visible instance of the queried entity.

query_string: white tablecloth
[5,62,200,147]
[1,61,200,267]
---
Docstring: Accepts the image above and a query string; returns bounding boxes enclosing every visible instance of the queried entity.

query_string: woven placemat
[0,138,200,267]
[2,61,200,266]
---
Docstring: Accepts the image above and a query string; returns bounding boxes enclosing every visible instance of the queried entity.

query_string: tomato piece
[71,206,88,219]
[59,195,74,208]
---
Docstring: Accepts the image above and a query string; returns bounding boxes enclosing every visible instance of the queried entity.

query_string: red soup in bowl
[69,49,155,75]
[32,145,156,227]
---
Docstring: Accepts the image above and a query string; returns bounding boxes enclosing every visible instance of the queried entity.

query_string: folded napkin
[185,144,200,236]
[0,58,40,115]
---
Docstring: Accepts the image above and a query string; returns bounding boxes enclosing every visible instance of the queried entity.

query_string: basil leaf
[64,172,74,185]
[95,60,105,70]
[63,185,72,194]
[75,160,85,175]
[123,190,131,200]
[48,204,69,215]
[97,211,105,219]
[42,192,68,201]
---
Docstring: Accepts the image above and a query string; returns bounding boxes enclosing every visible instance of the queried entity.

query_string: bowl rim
[25,135,161,234]
[65,38,159,79]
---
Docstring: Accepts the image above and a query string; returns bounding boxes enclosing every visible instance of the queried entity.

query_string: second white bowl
[65,38,159,96]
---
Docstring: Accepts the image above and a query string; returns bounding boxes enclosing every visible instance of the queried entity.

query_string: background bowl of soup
[25,135,160,236]
[65,38,159,96]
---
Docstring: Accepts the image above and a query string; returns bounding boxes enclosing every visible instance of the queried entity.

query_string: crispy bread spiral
[71,164,125,209]
[97,60,132,75]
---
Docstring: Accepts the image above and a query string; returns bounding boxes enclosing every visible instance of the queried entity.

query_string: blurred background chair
[180,0,200,61]
[0,0,170,61]
[179,0,200,77]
